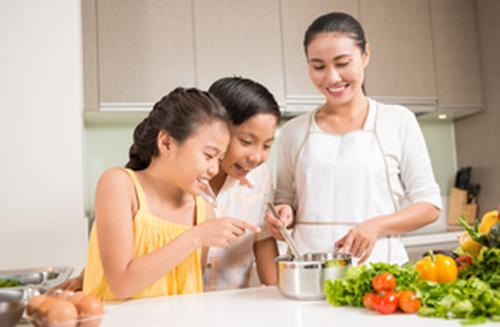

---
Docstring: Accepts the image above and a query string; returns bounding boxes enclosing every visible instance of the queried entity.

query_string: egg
[76,295,104,327]
[76,295,104,316]
[38,296,59,319]
[68,291,86,306]
[47,299,78,327]
[26,295,47,316]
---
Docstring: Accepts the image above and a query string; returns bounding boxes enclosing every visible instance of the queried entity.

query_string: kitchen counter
[100,286,496,327]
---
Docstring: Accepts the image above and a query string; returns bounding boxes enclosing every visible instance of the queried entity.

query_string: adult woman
[204,77,280,290]
[266,12,442,264]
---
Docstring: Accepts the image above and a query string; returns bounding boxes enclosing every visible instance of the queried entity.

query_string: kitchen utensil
[266,202,302,261]
[454,166,472,189]
[276,251,352,300]
[0,301,24,327]
[0,267,73,302]
[466,184,480,204]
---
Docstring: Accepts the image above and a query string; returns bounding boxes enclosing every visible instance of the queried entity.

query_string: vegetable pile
[325,208,500,325]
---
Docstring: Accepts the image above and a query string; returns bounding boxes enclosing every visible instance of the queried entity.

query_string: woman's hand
[335,219,382,264]
[194,218,260,247]
[264,204,294,241]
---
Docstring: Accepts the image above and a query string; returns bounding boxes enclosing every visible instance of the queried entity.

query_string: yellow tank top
[83,168,205,300]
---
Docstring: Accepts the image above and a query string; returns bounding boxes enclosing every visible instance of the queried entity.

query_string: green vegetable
[417,278,500,325]
[487,222,500,248]
[0,278,22,288]
[460,216,489,247]
[460,248,500,289]
[324,262,418,307]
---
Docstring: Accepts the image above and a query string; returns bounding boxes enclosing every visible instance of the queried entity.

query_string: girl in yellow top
[83,88,260,301]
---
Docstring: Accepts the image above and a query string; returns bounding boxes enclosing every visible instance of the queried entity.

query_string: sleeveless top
[83,168,205,300]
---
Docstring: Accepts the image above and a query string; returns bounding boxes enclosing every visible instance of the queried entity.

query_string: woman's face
[166,121,230,196]
[221,113,278,179]
[306,32,370,107]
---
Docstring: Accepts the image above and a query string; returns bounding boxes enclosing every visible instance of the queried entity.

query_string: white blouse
[275,98,443,213]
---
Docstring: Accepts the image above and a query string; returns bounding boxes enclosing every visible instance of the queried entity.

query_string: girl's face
[167,121,230,196]
[306,32,370,107]
[221,113,278,179]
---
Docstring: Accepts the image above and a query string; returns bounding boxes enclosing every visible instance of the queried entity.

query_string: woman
[266,12,442,265]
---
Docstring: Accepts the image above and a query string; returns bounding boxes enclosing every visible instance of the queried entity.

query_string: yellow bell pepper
[479,210,499,235]
[415,253,458,283]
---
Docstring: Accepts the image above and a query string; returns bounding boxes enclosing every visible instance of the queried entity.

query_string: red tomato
[372,272,396,292]
[363,292,376,310]
[398,290,421,313]
[373,291,398,314]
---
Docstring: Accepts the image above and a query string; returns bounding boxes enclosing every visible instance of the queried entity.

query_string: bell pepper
[479,210,499,234]
[415,251,458,283]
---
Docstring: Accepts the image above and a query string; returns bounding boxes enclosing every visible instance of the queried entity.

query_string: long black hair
[208,77,281,125]
[303,12,367,55]
[126,87,229,170]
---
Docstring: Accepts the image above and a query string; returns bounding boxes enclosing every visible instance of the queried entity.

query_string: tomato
[456,255,473,271]
[372,272,396,292]
[372,291,398,315]
[415,256,438,282]
[398,290,421,313]
[363,292,376,310]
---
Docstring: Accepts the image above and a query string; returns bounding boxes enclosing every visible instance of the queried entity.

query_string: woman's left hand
[334,220,382,264]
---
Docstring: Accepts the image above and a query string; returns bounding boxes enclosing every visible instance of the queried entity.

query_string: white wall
[0,0,88,270]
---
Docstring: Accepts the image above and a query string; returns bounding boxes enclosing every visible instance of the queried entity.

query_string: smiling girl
[204,77,281,290]
[266,12,442,265]
[83,88,260,300]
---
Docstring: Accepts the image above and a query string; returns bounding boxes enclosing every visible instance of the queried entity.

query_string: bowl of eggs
[26,290,104,326]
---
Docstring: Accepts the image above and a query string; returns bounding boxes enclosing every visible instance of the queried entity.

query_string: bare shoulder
[97,167,134,190]
[95,167,136,211]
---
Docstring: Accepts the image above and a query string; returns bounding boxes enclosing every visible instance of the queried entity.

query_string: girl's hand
[264,204,294,241]
[46,276,83,295]
[195,218,261,247]
[335,220,381,264]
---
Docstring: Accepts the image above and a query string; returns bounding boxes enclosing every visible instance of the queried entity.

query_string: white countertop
[400,230,462,247]
[101,286,496,327]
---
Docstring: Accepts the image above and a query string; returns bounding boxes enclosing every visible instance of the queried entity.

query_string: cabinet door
[430,0,482,109]
[193,0,285,104]
[360,0,436,98]
[82,0,99,111]
[97,0,196,105]
[280,0,360,97]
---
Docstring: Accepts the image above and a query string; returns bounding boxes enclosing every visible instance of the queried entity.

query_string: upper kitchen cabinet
[280,0,360,98]
[193,0,285,105]
[95,0,196,108]
[430,0,483,111]
[360,0,436,100]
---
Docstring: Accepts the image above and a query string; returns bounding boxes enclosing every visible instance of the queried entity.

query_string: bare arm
[95,169,259,299]
[253,237,278,286]
[336,202,440,263]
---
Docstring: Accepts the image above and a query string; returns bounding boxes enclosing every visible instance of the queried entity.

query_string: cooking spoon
[266,202,302,261]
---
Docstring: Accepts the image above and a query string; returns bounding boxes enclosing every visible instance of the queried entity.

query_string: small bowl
[0,300,25,327]
[276,252,352,300]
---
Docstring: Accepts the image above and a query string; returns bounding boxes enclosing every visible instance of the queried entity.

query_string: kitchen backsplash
[84,119,457,217]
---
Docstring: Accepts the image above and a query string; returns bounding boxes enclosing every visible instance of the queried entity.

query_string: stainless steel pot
[276,252,351,300]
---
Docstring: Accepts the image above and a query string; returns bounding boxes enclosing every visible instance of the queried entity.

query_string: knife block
[447,187,477,226]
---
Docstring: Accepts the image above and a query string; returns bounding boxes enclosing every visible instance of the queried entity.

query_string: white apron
[293,100,408,264]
